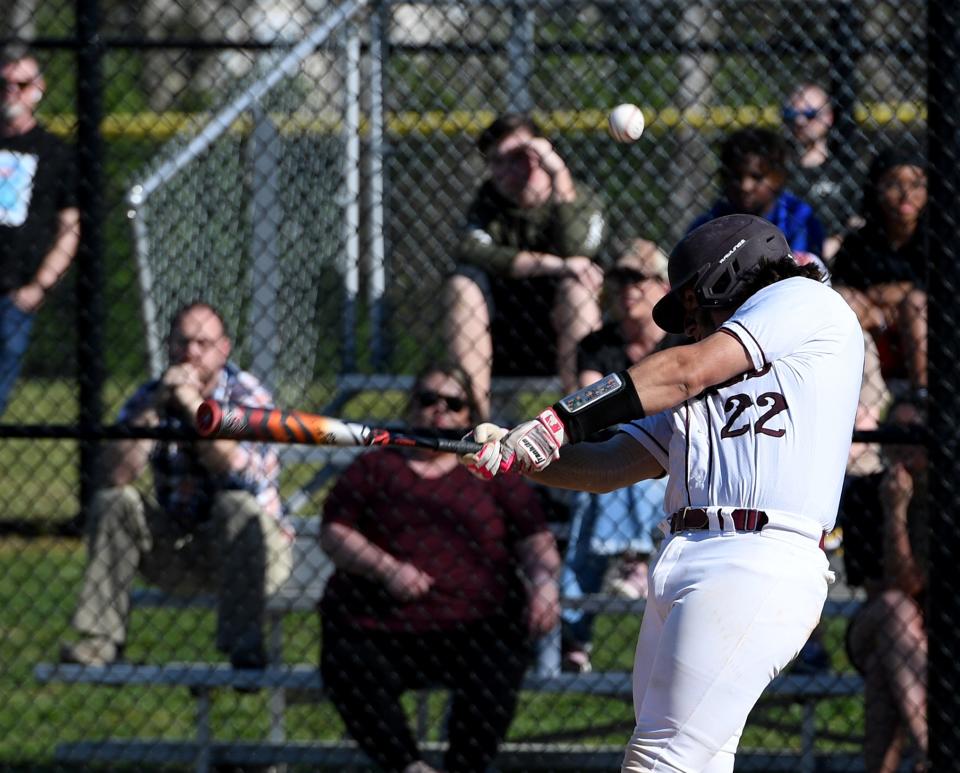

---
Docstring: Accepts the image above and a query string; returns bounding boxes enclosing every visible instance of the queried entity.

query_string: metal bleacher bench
[35,511,866,773]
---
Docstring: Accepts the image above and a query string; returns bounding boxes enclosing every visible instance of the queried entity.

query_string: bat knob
[196,400,222,437]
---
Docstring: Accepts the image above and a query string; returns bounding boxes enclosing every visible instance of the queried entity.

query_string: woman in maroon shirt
[320,365,561,773]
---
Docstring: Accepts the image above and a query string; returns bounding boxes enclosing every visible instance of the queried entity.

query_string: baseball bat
[195,399,483,455]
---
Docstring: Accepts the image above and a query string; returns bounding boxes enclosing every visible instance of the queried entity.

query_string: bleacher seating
[36,514,866,773]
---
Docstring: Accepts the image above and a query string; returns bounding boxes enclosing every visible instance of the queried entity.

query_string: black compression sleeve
[551,370,646,444]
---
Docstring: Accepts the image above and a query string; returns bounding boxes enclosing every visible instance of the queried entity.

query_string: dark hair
[477,113,541,156]
[734,257,825,305]
[860,146,928,226]
[169,301,229,340]
[719,127,788,176]
[408,362,481,425]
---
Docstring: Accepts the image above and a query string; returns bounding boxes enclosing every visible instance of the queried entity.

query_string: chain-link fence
[1,0,955,770]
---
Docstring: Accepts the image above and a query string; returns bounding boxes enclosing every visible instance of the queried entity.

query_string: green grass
[1,538,865,767]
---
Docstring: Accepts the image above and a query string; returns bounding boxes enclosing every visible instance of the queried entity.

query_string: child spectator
[688,126,827,270]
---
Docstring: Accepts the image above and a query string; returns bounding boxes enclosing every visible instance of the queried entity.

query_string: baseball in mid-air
[608,103,645,143]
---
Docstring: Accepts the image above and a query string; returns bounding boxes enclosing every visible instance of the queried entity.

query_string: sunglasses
[416,390,468,412]
[781,106,820,123]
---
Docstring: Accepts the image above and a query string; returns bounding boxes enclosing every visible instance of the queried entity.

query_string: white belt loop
[708,509,723,531]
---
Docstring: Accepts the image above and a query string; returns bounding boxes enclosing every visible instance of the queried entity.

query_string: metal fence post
[247,105,281,389]
[927,0,960,766]
[75,0,105,519]
[368,4,388,370]
[342,19,362,374]
[506,0,534,113]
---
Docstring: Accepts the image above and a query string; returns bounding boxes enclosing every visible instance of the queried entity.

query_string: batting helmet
[652,214,792,334]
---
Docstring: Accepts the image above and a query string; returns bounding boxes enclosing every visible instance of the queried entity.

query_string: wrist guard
[552,371,646,444]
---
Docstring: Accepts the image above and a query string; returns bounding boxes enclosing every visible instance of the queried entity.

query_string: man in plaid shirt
[60,302,292,668]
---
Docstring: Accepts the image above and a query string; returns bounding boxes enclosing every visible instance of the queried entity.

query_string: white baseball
[608,103,645,143]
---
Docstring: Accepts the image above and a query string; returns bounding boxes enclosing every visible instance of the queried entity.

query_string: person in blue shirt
[688,127,826,270]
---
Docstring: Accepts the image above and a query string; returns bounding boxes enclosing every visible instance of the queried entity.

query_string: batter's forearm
[529,434,661,492]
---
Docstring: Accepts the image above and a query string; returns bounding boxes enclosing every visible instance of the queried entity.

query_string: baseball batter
[462,214,863,772]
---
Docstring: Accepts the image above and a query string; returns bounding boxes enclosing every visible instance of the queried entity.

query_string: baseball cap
[607,238,669,282]
[652,214,791,334]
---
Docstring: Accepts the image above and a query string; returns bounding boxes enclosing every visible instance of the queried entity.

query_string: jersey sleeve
[720,277,852,371]
[619,410,673,473]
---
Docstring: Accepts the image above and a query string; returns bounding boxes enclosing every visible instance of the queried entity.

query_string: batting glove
[500,408,567,473]
[460,422,509,480]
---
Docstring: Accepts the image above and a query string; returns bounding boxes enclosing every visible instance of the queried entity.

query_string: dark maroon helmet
[652,214,792,333]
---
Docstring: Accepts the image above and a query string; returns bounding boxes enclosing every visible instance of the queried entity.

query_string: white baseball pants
[621,528,833,773]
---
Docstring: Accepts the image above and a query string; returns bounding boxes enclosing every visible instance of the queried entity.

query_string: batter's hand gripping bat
[195,399,483,455]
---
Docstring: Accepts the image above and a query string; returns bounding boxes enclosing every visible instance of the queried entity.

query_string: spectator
[320,363,560,773]
[843,397,928,772]
[60,302,292,669]
[0,51,80,415]
[782,82,861,260]
[831,147,927,397]
[444,112,606,419]
[688,126,827,269]
[560,239,683,673]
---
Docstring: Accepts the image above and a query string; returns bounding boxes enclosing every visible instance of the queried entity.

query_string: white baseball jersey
[622,276,863,534]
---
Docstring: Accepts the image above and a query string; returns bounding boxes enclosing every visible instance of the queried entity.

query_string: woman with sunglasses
[319,363,561,773]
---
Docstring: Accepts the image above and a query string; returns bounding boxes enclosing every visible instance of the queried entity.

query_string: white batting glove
[500,408,567,473]
[460,423,509,480]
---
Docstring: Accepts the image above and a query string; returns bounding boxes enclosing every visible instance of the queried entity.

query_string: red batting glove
[500,408,567,473]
